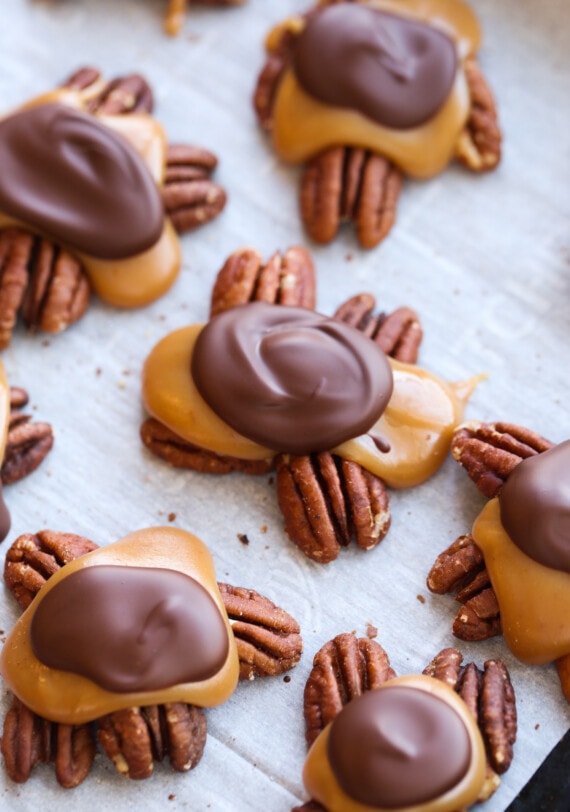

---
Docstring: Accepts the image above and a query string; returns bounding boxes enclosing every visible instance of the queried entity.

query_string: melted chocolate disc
[30,565,229,692]
[0,103,164,259]
[293,4,458,129]
[191,302,394,454]
[327,686,471,807]
[499,440,570,573]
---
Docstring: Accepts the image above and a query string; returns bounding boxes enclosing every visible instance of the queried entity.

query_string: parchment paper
[0,1,569,809]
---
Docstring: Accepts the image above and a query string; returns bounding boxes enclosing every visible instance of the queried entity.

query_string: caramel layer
[0,527,240,724]
[0,88,180,308]
[269,0,481,178]
[472,499,570,665]
[142,323,477,488]
[303,675,486,812]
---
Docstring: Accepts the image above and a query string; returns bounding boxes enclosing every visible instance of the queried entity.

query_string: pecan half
[333,294,423,363]
[97,703,207,779]
[1,414,54,486]
[304,632,396,747]
[300,146,402,249]
[452,421,554,498]
[426,533,501,641]
[455,59,501,172]
[210,246,316,317]
[162,144,227,234]
[4,530,99,609]
[424,648,517,780]
[218,582,302,680]
[253,23,300,130]
[276,452,390,563]
[0,227,90,348]
[140,417,274,475]
[62,66,154,114]
[1,695,96,788]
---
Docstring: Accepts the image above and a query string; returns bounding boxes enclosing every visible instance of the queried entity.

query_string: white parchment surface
[0,1,569,809]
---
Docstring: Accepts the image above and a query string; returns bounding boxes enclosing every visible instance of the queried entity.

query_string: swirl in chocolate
[293,4,457,129]
[191,302,394,455]
[30,565,229,693]
[499,440,570,573]
[0,102,164,259]
[327,685,472,806]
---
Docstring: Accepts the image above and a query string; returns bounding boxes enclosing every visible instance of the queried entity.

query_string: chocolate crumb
[238,533,250,545]
[168,512,176,522]
[283,675,291,683]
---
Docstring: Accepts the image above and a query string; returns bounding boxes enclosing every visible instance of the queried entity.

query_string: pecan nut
[140,417,274,475]
[556,655,570,703]
[162,144,227,234]
[299,146,402,249]
[97,703,207,779]
[1,387,54,485]
[424,648,517,781]
[1,695,96,788]
[0,227,90,348]
[253,23,300,130]
[455,59,502,172]
[4,530,99,609]
[276,452,390,563]
[426,534,501,642]
[61,66,154,114]
[210,246,316,317]
[304,632,396,747]
[333,293,423,363]
[452,421,554,498]
[218,582,303,680]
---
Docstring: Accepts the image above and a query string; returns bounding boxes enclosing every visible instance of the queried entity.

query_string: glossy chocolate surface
[0,102,164,259]
[293,4,457,129]
[191,302,394,454]
[31,565,229,692]
[327,685,471,806]
[500,440,570,573]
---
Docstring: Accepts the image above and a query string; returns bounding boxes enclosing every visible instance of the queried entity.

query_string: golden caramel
[269,0,481,178]
[0,88,181,309]
[0,527,240,724]
[142,323,477,488]
[472,499,570,665]
[303,675,486,812]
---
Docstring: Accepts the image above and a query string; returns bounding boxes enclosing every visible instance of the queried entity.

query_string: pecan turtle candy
[0,376,54,543]
[0,527,303,787]
[426,421,570,702]
[294,632,516,811]
[0,67,227,348]
[253,0,501,249]
[141,243,481,564]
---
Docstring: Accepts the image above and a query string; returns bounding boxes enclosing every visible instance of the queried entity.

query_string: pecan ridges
[97,703,207,779]
[62,66,154,114]
[210,246,316,317]
[1,696,96,788]
[333,293,423,363]
[1,387,54,486]
[304,632,396,747]
[276,452,390,563]
[253,24,300,130]
[162,144,227,234]
[424,648,517,776]
[426,533,501,642]
[218,582,303,680]
[140,417,274,475]
[452,421,554,498]
[300,145,402,249]
[455,59,502,172]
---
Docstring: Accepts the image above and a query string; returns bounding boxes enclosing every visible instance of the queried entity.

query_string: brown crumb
[416,594,426,604]
[96,368,102,376]
[238,533,250,545]
[283,675,291,683]
[345,252,354,261]
[260,525,267,534]
[535,723,540,730]
[168,512,176,522]
[168,794,176,801]
[365,623,378,639]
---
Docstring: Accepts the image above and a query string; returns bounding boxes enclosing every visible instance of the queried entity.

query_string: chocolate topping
[0,102,164,259]
[191,302,394,455]
[293,4,457,130]
[327,685,472,807]
[499,440,570,573]
[30,565,229,693]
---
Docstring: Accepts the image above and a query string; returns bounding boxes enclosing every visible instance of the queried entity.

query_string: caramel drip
[0,528,240,724]
[269,0,481,178]
[0,89,181,308]
[472,499,570,665]
[141,323,476,488]
[303,675,486,812]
